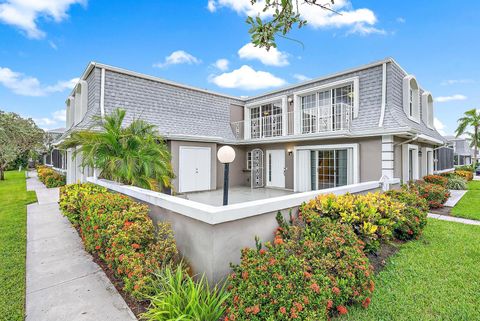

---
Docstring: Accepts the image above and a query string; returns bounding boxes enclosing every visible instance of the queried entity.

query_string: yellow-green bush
[36,165,66,187]
[300,193,403,253]
[455,170,473,181]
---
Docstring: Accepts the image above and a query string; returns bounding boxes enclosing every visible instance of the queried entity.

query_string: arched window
[422,92,434,129]
[73,80,88,125]
[403,75,420,122]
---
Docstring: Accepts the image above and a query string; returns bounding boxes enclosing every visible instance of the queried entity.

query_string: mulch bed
[368,240,405,273]
[429,206,452,216]
[75,227,148,319]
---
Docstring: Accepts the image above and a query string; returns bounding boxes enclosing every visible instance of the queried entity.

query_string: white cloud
[208,0,384,35]
[0,0,86,39]
[396,17,406,23]
[0,66,78,96]
[210,65,286,90]
[33,109,66,129]
[153,50,201,68]
[441,79,475,86]
[435,94,467,103]
[238,43,289,66]
[293,74,310,82]
[213,58,229,71]
[434,117,446,136]
[52,109,66,122]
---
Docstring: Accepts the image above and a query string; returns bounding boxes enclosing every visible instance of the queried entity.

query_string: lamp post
[217,146,236,206]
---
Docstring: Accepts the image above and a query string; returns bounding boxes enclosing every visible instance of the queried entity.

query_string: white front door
[179,146,211,193]
[266,149,285,188]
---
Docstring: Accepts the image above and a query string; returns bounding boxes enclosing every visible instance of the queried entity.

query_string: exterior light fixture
[217,146,236,205]
[288,149,293,156]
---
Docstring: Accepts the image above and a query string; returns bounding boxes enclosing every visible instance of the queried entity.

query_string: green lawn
[340,219,480,321]
[451,180,480,220]
[0,171,37,321]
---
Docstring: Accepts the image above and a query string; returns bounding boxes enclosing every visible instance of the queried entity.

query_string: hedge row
[37,165,66,188]
[225,189,428,320]
[59,183,178,299]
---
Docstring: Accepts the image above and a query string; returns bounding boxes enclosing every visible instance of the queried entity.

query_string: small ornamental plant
[225,214,374,320]
[299,193,403,253]
[455,170,474,181]
[423,175,448,188]
[446,176,467,190]
[409,181,450,209]
[386,188,428,240]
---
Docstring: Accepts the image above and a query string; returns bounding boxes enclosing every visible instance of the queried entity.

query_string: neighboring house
[445,136,474,166]
[43,128,67,172]
[56,58,445,191]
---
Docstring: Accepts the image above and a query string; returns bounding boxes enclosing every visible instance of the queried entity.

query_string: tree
[247,0,338,50]
[61,109,174,191]
[456,108,480,166]
[0,111,44,180]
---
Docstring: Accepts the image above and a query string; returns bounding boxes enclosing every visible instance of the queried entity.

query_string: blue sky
[0,0,479,136]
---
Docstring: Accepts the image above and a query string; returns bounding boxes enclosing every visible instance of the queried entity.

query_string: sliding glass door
[310,149,349,190]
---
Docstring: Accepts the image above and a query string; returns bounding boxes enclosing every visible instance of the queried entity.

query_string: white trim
[87,177,381,225]
[100,68,105,119]
[294,143,360,192]
[434,168,455,174]
[402,144,419,182]
[245,95,284,108]
[378,63,387,127]
[417,134,444,145]
[403,75,420,123]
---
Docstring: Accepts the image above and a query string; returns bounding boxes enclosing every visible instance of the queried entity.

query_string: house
[57,57,445,191]
[444,136,475,166]
[43,128,67,172]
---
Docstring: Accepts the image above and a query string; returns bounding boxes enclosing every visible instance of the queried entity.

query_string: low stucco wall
[87,177,390,283]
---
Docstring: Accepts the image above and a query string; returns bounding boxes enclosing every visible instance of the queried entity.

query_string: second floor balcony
[230,103,353,141]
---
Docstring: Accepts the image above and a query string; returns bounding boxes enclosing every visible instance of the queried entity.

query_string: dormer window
[422,92,434,129]
[403,75,420,122]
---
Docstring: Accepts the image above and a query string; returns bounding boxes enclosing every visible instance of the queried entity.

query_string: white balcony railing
[230,103,352,140]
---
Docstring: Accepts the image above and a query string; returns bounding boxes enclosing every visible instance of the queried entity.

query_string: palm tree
[456,108,480,166]
[62,109,174,191]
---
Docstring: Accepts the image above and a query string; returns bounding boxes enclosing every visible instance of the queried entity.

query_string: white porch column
[381,135,395,179]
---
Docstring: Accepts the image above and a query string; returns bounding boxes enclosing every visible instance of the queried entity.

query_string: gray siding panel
[102,70,243,140]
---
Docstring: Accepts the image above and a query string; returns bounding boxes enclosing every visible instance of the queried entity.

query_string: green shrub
[59,183,107,224]
[142,265,229,321]
[455,164,475,172]
[447,176,467,190]
[36,165,66,187]
[225,215,374,321]
[299,193,403,253]
[409,181,450,209]
[423,175,448,187]
[59,184,179,299]
[386,188,428,240]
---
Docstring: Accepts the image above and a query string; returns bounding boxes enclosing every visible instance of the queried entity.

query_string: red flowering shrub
[60,185,178,299]
[409,180,450,209]
[37,165,66,187]
[225,214,374,320]
[423,175,448,188]
[386,187,428,240]
[59,183,107,224]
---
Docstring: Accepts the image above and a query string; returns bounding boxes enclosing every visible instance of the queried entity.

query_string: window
[249,102,283,138]
[300,84,353,134]
[403,75,420,121]
[246,151,252,170]
[422,92,434,128]
[310,149,350,190]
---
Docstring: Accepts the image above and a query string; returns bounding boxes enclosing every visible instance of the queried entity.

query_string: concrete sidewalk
[25,171,136,321]
[444,189,467,207]
[428,213,480,226]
